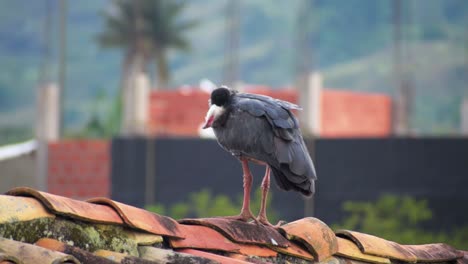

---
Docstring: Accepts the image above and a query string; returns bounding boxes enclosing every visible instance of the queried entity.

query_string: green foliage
[145,188,280,223]
[332,194,468,249]
[66,91,121,139]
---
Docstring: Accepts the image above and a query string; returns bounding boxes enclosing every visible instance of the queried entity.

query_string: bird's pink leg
[221,158,256,222]
[257,166,282,227]
[256,166,272,225]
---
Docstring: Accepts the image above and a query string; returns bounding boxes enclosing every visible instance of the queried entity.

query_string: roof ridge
[1,187,465,264]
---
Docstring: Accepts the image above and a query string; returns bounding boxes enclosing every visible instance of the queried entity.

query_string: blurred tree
[96,0,196,89]
[143,0,197,89]
[332,194,468,249]
[146,188,280,223]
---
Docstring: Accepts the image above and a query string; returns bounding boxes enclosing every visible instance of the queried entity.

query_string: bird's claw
[219,210,258,223]
[256,216,286,228]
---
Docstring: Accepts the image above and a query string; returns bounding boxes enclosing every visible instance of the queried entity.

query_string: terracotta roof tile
[0,188,465,264]
[236,244,278,258]
[88,197,184,239]
[336,230,417,262]
[457,251,468,264]
[0,195,54,224]
[404,243,464,262]
[177,249,250,264]
[6,187,123,225]
[336,230,463,263]
[0,253,20,264]
[280,217,338,261]
[93,249,128,262]
[0,237,79,264]
[35,238,117,264]
[169,224,240,253]
[269,242,314,261]
[180,217,289,248]
[336,237,391,264]
[139,246,218,263]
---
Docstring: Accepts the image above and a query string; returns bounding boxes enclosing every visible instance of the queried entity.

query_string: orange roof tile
[169,225,241,253]
[88,197,184,239]
[336,230,463,262]
[280,217,338,261]
[336,237,391,264]
[6,187,123,225]
[0,187,464,264]
[179,217,290,247]
[177,249,251,264]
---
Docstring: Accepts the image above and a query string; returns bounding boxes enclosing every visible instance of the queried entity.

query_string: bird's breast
[213,110,274,162]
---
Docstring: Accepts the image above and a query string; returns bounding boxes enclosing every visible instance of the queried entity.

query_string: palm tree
[97,0,196,90]
[142,0,197,89]
[96,0,196,134]
[97,0,151,91]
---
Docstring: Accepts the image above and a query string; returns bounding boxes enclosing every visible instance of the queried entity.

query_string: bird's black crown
[211,87,231,106]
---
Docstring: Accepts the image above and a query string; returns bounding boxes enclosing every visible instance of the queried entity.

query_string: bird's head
[202,86,232,129]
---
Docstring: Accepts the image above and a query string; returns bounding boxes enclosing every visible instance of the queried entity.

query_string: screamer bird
[202,86,317,226]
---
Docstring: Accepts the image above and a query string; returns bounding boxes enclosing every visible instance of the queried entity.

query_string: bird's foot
[256,215,286,228]
[219,210,258,223]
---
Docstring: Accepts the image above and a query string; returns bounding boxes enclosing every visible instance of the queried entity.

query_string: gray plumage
[211,90,317,196]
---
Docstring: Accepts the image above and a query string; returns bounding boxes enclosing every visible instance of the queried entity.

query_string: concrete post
[298,72,322,136]
[461,99,468,135]
[122,71,149,136]
[297,71,322,218]
[36,83,59,191]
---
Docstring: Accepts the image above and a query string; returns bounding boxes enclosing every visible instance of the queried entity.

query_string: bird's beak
[203,104,222,129]
[202,115,214,129]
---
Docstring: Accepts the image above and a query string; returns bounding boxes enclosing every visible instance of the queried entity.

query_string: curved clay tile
[0,237,79,264]
[6,187,123,225]
[87,197,184,239]
[179,217,289,248]
[336,237,391,264]
[0,195,54,224]
[279,217,338,261]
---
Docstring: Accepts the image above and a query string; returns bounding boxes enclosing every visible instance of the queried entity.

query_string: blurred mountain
[0,0,466,142]
[324,41,467,134]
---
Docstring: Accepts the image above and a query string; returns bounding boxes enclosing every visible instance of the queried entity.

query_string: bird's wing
[235,93,300,141]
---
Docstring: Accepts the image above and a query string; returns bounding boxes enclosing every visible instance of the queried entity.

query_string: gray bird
[202,86,316,226]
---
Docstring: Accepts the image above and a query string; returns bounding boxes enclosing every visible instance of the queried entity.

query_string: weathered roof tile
[0,237,79,264]
[336,230,417,262]
[269,242,315,261]
[404,243,464,262]
[177,249,250,264]
[88,197,184,239]
[0,195,54,224]
[1,188,465,264]
[336,237,390,264]
[139,246,218,263]
[180,217,289,248]
[280,217,338,261]
[169,224,241,253]
[6,187,123,225]
[0,253,20,264]
[35,238,117,264]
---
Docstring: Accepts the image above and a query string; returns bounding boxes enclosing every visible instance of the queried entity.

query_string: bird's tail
[270,166,315,197]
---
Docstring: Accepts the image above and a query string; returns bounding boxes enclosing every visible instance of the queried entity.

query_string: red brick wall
[48,140,110,199]
[321,90,392,137]
[149,89,211,136]
[148,87,392,138]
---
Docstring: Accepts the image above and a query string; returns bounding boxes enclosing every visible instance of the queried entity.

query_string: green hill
[0,0,466,144]
[324,41,467,134]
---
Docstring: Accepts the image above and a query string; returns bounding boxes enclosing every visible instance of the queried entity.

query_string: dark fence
[111,137,468,231]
